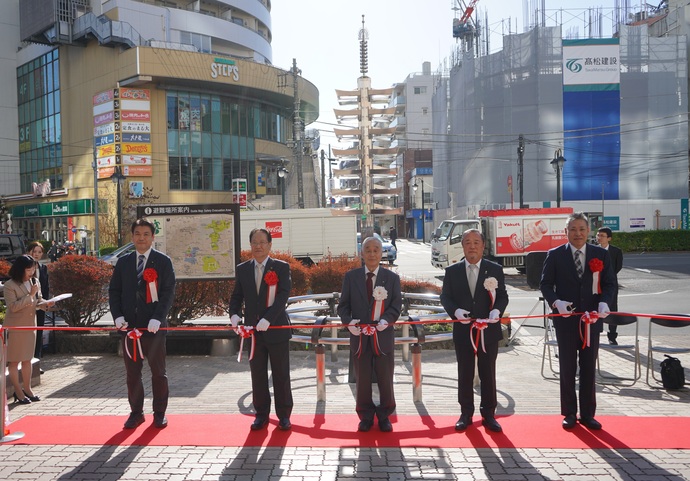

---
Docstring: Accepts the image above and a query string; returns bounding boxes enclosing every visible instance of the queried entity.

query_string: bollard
[401,323,410,362]
[1,328,25,443]
[315,344,326,402]
[411,343,423,403]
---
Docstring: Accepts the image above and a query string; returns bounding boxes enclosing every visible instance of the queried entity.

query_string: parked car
[101,242,135,266]
[357,232,397,265]
[0,234,26,263]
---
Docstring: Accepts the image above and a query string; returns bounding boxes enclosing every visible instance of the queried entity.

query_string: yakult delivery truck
[431,207,573,269]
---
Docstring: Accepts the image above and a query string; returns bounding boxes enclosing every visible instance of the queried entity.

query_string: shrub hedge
[613,230,690,252]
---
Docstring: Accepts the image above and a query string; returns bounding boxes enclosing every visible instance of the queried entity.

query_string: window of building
[17,49,61,194]
[422,107,428,115]
[413,86,427,94]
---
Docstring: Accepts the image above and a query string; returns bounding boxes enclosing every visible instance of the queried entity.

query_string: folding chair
[540,298,560,379]
[596,314,640,386]
[646,314,690,388]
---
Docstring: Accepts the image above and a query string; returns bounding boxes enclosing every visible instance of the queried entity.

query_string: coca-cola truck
[430,207,574,270]
[240,208,358,265]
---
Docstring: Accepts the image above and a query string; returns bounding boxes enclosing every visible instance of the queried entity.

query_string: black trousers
[555,324,599,419]
[454,340,499,419]
[34,310,45,359]
[352,338,396,422]
[122,333,169,415]
[249,337,293,419]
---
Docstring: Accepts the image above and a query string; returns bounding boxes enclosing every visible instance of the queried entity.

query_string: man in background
[597,227,623,345]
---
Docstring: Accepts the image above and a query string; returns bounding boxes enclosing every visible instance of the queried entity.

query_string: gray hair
[361,235,383,250]
[462,228,485,243]
[566,212,589,228]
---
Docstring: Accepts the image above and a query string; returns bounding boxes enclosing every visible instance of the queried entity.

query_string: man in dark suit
[109,218,176,430]
[540,212,615,430]
[338,235,402,432]
[440,229,509,433]
[597,227,624,345]
[229,228,293,431]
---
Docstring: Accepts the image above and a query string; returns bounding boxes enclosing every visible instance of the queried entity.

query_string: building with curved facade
[3,0,318,250]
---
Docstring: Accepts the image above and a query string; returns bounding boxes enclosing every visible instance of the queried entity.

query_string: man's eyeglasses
[250,241,269,246]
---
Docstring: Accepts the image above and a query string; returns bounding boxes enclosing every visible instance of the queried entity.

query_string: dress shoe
[378,418,393,432]
[482,417,502,433]
[579,417,602,430]
[250,417,269,431]
[357,419,374,432]
[13,393,31,405]
[562,414,577,429]
[455,415,472,432]
[278,418,292,431]
[153,412,168,428]
[23,390,41,402]
[123,413,145,429]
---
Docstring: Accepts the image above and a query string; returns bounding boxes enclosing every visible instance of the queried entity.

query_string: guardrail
[286,292,451,402]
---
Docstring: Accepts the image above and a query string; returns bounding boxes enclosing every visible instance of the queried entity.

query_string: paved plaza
[1,326,689,480]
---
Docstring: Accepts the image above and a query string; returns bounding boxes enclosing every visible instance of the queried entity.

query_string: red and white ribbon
[356,324,382,358]
[470,318,499,354]
[147,281,159,303]
[579,311,599,349]
[235,325,255,362]
[266,284,276,308]
[371,300,385,321]
[125,329,144,361]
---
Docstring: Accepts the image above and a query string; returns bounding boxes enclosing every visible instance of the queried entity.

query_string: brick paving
[2,329,690,480]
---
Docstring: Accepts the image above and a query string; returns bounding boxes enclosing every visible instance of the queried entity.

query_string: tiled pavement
[1,330,690,480]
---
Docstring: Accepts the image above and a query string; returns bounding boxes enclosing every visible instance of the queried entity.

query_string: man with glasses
[229,228,293,431]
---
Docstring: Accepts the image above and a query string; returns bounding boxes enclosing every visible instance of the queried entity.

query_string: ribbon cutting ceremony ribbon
[143,268,159,303]
[579,311,599,349]
[355,324,382,358]
[264,271,279,308]
[588,258,603,295]
[234,325,255,362]
[125,329,144,361]
[470,318,500,354]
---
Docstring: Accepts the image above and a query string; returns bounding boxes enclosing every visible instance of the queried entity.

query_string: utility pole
[291,58,304,209]
[517,134,525,208]
[320,149,326,207]
[92,146,100,255]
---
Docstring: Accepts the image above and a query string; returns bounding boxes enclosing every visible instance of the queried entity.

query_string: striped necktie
[137,254,146,282]
[574,250,584,278]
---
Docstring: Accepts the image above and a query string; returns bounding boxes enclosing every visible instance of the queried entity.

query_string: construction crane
[452,0,480,54]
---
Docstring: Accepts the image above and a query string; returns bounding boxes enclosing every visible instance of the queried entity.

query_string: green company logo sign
[566,58,583,73]
[211,57,239,81]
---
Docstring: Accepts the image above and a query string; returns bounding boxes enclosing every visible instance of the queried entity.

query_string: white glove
[454,308,471,324]
[147,319,161,334]
[256,318,270,331]
[597,302,610,319]
[376,319,388,332]
[489,309,501,321]
[114,317,128,330]
[348,319,361,336]
[553,300,574,318]
[230,314,241,328]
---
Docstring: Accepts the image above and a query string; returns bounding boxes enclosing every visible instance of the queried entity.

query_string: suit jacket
[33,264,49,299]
[109,249,176,333]
[3,278,45,361]
[440,258,509,346]
[338,266,402,354]
[540,243,615,333]
[607,244,623,310]
[229,257,292,343]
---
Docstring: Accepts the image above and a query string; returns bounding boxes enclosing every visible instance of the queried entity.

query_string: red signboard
[265,221,283,239]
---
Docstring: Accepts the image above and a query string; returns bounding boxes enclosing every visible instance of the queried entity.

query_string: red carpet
[8,414,690,449]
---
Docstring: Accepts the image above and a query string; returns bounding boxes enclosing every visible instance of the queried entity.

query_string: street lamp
[550,149,566,208]
[413,179,425,241]
[278,165,289,209]
[110,167,126,247]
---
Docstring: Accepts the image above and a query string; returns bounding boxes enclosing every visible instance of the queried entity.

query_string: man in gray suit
[338,235,402,432]
[440,229,509,433]
[109,218,176,430]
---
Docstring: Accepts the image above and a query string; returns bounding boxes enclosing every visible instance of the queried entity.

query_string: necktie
[255,262,264,294]
[468,264,477,297]
[574,249,584,278]
[366,272,374,300]
[137,255,145,282]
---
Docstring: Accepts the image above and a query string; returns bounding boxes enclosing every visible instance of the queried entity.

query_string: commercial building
[1,0,318,250]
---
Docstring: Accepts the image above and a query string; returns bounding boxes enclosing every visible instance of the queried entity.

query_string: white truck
[431,207,574,269]
[239,208,358,264]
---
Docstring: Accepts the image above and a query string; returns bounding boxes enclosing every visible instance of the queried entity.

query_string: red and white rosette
[371,286,388,321]
[579,311,599,349]
[143,268,159,303]
[235,325,255,362]
[263,270,279,307]
[588,258,603,295]
[483,277,498,309]
[356,324,382,358]
[470,318,500,354]
[126,328,144,361]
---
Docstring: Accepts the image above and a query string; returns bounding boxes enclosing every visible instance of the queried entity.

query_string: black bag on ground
[660,355,685,389]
